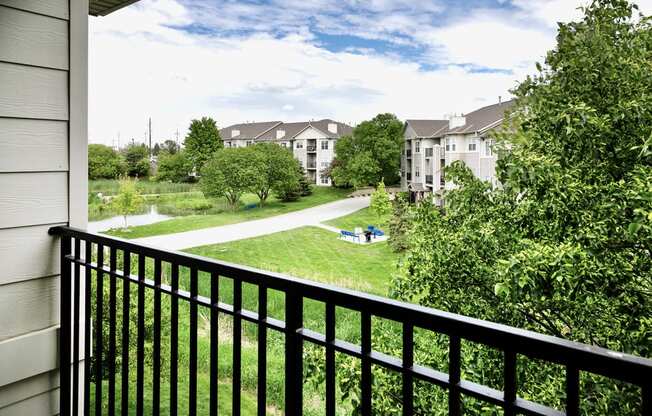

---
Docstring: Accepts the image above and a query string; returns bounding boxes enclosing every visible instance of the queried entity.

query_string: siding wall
[0,0,88,414]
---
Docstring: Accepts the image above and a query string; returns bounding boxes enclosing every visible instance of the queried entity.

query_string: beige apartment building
[220,119,352,186]
[401,100,514,203]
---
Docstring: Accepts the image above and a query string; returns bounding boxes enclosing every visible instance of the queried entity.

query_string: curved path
[133,196,370,250]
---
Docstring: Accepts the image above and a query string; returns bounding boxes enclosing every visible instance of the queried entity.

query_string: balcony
[406,149,412,158]
[307,161,317,169]
[426,175,433,184]
[406,173,412,181]
[425,148,433,158]
[51,226,652,415]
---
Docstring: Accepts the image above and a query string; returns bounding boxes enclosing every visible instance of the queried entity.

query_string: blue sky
[87,0,649,145]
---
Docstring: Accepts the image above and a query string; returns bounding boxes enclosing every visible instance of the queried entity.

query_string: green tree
[330,113,403,188]
[161,139,180,155]
[122,143,150,177]
[111,178,144,228]
[339,1,652,413]
[200,148,257,209]
[275,166,312,202]
[156,150,192,182]
[88,144,125,179]
[369,179,392,226]
[184,117,223,172]
[387,192,413,252]
[249,143,301,206]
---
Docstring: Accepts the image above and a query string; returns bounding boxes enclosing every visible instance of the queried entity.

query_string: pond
[87,205,172,233]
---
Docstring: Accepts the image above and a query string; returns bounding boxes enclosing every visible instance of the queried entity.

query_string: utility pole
[148,117,152,159]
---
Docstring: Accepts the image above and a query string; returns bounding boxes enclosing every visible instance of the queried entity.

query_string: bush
[156,150,192,182]
[88,144,125,179]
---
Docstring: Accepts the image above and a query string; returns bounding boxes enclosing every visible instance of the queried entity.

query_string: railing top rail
[50,225,652,386]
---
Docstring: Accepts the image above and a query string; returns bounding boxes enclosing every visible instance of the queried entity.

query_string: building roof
[220,121,282,141]
[405,119,449,138]
[257,121,310,141]
[242,119,353,142]
[90,0,141,16]
[445,99,516,135]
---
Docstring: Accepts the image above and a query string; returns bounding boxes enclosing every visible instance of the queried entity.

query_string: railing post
[285,290,303,416]
[59,235,72,416]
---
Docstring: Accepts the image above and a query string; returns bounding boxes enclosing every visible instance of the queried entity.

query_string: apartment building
[401,99,514,202]
[220,119,352,186]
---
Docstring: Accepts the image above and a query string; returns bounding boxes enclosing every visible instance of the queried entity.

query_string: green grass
[189,226,396,295]
[324,207,389,232]
[105,187,351,239]
[89,178,198,196]
[90,215,399,414]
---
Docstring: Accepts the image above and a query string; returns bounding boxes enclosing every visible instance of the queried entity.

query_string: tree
[111,178,144,228]
[339,1,652,413]
[200,148,258,209]
[330,113,403,188]
[275,166,312,202]
[152,143,161,156]
[369,179,392,226]
[88,144,125,179]
[156,150,192,182]
[387,192,413,252]
[184,117,222,173]
[249,143,301,206]
[160,139,180,155]
[122,143,150,177]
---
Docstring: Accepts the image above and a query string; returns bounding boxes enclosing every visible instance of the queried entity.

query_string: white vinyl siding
[0,0,87,413]
[0,119,68,172]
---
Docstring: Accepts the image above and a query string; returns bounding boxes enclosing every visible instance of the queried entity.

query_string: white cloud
[89,0,606,145]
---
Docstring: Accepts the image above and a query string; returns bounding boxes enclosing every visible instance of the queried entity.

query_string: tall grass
[89,179,198,196]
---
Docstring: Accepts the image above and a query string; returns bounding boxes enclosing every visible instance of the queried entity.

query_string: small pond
[88,205,172,233]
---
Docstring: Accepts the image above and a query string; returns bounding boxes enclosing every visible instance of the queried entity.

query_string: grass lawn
[105,187,351,239]
[189,226,396,295]
[90,217,400,414]
[324,207,389,232]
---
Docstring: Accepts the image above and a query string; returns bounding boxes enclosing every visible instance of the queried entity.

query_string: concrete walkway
[133,196,370,250]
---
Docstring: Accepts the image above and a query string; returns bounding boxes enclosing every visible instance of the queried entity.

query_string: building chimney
[328,123,338,134]
[277,129,286,139]
[499,95,502,104]
[448,114,466,130]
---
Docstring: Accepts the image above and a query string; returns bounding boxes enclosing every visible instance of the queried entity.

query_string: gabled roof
[90,0,141,16]
[257,122,310,141]
[249,119,353,142]
[446,99,515,135]
[405,119,449,138]
[220,121,282,141]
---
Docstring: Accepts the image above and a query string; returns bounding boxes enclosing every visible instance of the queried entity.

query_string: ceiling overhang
[89,0,141,16]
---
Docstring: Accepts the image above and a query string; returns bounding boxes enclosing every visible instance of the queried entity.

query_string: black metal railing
[52,226,652,415]
[406,173,412,181]
[426,175,433,184]
[307,161,316,169]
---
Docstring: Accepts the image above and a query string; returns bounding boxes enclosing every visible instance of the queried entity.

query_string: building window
[225,141,232,147]
[445,138,456,152]
[280,142,287,148]
[485,139,493,156]
[321,141,329,150]
[469,139,477,152]
[296,141,303,149]
[415,140,420,153]
[415,168,420,178]
[246,141,253,146]
[321,176,329,184]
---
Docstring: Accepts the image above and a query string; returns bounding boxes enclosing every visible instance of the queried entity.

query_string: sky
[88,0,651,146]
